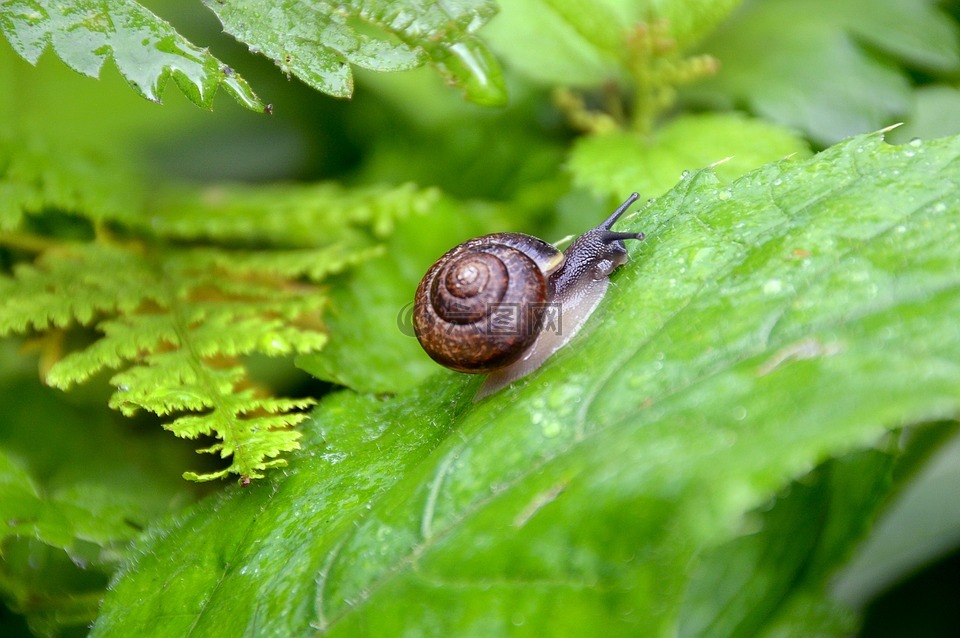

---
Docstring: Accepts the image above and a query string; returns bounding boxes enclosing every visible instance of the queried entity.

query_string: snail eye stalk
[599,192,640,230]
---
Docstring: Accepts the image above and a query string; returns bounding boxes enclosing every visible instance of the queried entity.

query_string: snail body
[414,193,645,397]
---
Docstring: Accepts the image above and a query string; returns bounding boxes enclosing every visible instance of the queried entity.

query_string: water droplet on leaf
[436,39,507,107]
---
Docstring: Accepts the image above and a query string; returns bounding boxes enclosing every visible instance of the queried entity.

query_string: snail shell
[414,193,645,397]
[413,233,563,373]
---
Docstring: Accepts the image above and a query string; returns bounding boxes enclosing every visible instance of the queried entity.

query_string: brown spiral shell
[413,233,564,373]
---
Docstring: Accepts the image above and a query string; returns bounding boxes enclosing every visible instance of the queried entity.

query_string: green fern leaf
[205,0,506,106]
[0,240,350,481]
[0,0,266,111]
[145,181,441,243]
[0,136,140,230]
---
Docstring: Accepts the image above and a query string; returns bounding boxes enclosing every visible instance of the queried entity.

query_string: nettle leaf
[686,0,960,145]
[0,0,266,111]
[568,112,810,200]
[206,0,506,106]
[482,0,742,86]
[92,132,960,635]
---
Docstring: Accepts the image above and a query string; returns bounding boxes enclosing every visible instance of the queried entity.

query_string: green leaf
[206,0,506,106]
[679,449,896,637]
[0,374,198,635]
[567,112,810,200]
[685,0,960,145]
[833,426,960,609]
[889,85,960,146]
[0,0,266,111]
[144,181,440,245]
[483,0,742,86]
[0,135,141,230]
[0,241,334,482]
[92,131,960,635]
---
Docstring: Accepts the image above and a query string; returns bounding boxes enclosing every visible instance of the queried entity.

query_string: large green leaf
[0,0,266,111]
[685,0,960,145]
[206,0,506,105]
[93,132,960,635]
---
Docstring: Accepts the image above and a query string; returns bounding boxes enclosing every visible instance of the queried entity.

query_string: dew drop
[717,189,732,201]
[909,138,923,147]
[437,41,507,106]
[541,419,561,438]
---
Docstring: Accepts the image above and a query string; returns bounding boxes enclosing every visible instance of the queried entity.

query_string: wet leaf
[206,0,506,105]
[93,131,960,635]
[0,0,266,111]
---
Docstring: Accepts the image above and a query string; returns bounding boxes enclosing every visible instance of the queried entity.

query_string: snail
[414,193,645,398]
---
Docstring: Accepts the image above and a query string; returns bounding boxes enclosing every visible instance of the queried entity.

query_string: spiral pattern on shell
[414,233,563,373]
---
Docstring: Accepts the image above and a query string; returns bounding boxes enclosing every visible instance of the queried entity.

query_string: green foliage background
[2,0,960,635]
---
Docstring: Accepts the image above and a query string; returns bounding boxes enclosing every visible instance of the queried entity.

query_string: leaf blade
[0,0,266,111]
[206,0,505,104]
[93,132,960,634]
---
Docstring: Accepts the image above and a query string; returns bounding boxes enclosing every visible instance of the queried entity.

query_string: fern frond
[0,137,140,230]
[0,0,266,111]
[0,239,349,481]
[146,182,440,243]
[1,141,436,481]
